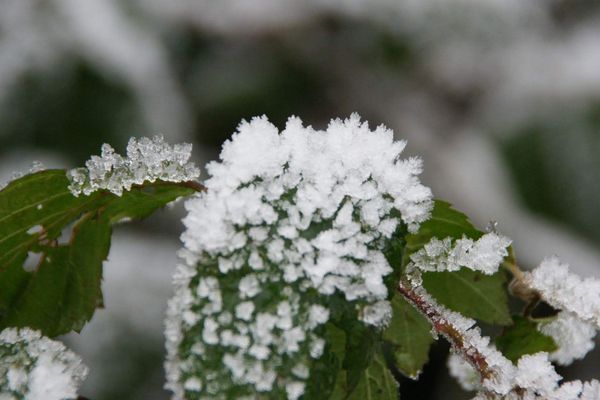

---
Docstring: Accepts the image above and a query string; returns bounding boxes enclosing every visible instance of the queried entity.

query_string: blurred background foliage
[1,1,600,399]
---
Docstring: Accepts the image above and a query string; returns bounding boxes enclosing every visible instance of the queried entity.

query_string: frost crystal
[409,233,511,275]
[525,256,600,329]
[0,328,88,400]
[539,311,597,366]
[165,114,433,399]
[67,135,200,196]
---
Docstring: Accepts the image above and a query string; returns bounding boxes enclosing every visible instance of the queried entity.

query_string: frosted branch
[399,280,600,400]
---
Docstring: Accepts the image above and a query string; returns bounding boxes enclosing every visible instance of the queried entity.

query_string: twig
[397,280,494,380]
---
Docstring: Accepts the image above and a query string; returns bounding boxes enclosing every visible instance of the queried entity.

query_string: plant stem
[397,280,493,380]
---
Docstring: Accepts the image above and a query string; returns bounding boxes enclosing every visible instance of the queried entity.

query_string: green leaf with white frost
[402,199,482,268]
[402,200,512,325]
[495,316,558,363]
[422,269,512,325]
[0,169,198,337]
[383,295,434,379]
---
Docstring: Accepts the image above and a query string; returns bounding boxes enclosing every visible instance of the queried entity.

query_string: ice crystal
[67,135,200,196]
[525,256,600,329]
[165,114,433,399]
[409,233,511,275]
[539,311,596,366]
[0,328,87,400]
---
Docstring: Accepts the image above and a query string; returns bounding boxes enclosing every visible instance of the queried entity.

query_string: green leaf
[342,323,379,393]
[422,269,512,325]
[383,295,433,379]
[0,169,198,336]
[0,214,110,336]
[304,336,342,400]
[101,182,196,224]
[0,170,104,273]
[495,316,558,363]
[347,352,398,400]
[327,320,398,400]
[330,350,398,400]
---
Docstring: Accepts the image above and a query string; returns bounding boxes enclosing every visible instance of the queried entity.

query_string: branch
[397,280,494,381]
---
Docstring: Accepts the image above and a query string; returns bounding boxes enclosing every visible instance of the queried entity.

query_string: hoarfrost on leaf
[0,328,87,400]
[409,232,511,275]
[67,135,200,196]
[165,114,433,399]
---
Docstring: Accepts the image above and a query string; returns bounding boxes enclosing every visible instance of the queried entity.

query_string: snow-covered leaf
[403,200,511,325]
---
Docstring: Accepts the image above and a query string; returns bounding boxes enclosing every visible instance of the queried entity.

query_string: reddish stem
[397,280,493,380]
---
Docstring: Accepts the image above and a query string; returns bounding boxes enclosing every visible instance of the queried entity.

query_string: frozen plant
[0,328,88,400]
[165,114,432,399]
[1,114,600,400]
